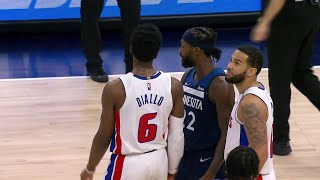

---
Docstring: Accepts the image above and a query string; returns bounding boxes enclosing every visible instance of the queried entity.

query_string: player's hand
[168,173,175,180]
[80,168,94,180]
[250,21,270,42]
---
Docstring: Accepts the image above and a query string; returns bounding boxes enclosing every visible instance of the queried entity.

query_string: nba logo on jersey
[147,83,151,90]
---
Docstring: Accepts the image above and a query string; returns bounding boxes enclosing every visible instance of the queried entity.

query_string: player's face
[225,50,249,84]
[179,40,195,68]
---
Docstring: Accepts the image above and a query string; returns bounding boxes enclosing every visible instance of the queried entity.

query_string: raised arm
[237,94,269,172]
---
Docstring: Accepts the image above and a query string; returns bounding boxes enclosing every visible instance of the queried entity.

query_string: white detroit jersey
[224,84,275,177]
[105,148,168,180]
[110,71,173,155]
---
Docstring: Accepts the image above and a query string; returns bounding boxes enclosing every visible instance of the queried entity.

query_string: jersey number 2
[138,113,158,143]
[186,111,196,131]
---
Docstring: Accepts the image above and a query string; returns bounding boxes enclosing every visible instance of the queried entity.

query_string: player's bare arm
[81,79,125,179]
[171,77,185,118]
[200,76,234,180]
[237,94,268,172]
[167,77,185,177]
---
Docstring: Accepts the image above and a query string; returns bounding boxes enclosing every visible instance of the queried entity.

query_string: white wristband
[85,167,95,175]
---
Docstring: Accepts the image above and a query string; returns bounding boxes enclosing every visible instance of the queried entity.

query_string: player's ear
[247,67,257,77]
[194,47,201,56]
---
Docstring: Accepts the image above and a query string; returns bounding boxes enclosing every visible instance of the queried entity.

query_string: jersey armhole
[118,77,128,110]
[181,68,194,84]
[234,105,243,125]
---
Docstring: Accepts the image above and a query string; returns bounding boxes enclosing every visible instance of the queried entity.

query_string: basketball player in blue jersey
[80,24,185,180]
[224,46,276,180]
[175,27,235,180]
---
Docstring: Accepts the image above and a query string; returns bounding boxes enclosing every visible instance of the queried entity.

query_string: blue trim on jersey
[183,68,195,84]
[240,125,249,146]
[184,68,196,86]
[133,71,161,80]
[110,130,116,152]
[105,153,117,180]
[202,67,226,84]
[258,82,265,90]
[185,67,225,86]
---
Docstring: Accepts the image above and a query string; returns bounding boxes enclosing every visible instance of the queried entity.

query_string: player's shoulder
[181,68,193,83]
[171,76,182,85]
[211,75,229,88]
[170,76,183,98]
[239,93,267,114]
[209,74,234,98]
[101,78,126,109]
[240,93,262,104]
[171,76,183,89]
[103,78,125,97]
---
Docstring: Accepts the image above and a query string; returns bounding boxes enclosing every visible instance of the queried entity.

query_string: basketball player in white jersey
[80,24,185,180]
[224,46,276,180]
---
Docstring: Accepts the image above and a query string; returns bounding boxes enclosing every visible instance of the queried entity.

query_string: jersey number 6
[138,113,158,143]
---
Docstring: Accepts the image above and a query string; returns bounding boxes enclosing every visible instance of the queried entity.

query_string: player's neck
[235,79,258,94]
[132,60,157,77]
[193,59,215,82]
[132,67,157,77]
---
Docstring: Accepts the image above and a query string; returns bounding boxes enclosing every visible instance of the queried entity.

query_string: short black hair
[187,27,221,61]
[225,146,260,180]
[130,23,162,62]
[237,45,263,75]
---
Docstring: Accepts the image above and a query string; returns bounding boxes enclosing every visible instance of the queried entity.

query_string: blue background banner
[0,0,261,21]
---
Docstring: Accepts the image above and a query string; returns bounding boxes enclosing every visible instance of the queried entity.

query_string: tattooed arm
[237,94,268,172]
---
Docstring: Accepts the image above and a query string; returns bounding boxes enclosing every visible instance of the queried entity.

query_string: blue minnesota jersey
[182,67,226,152]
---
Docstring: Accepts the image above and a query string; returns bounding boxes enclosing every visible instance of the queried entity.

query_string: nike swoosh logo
[200,157,212,162]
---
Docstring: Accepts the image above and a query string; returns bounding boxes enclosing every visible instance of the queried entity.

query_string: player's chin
[181,62,190,68]
[225,76,232,83]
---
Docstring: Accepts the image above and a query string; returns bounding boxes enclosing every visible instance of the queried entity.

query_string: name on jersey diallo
[136,94,164,107]
[183,95,203,110]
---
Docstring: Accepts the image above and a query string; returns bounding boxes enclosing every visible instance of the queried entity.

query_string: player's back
[110,71,173,155]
